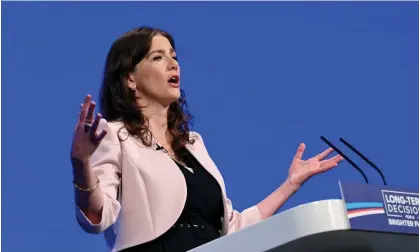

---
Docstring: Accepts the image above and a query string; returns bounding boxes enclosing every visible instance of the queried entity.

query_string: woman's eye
[172,56,178,61]
[153,55,163,61]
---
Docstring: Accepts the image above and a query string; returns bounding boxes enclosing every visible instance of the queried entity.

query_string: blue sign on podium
[339,181,419,235]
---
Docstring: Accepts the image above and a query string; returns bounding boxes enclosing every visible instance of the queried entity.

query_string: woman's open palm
[288,143,344,185]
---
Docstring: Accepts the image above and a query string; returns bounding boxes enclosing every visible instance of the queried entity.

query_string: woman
[70,27,344,252]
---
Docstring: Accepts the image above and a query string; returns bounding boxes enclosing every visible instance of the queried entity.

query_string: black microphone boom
[339,138,387,186]
[320,136,369,184]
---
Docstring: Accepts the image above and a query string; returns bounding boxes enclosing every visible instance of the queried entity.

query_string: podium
[190,182,419,252]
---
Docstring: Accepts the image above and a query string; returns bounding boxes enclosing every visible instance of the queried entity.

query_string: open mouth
[168,75,180,85]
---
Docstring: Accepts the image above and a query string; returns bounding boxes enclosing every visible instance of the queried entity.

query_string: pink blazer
[75,119,262,251]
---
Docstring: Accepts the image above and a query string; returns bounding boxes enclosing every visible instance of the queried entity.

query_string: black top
[120,148,224,252]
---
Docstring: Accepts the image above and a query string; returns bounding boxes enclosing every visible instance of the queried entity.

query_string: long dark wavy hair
[99,27,195,157]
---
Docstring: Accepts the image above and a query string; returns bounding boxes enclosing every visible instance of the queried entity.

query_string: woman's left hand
[288,143,344,186]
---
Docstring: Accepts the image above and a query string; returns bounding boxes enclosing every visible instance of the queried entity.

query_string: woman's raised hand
[288,143,344,186]
[70,94,107,163]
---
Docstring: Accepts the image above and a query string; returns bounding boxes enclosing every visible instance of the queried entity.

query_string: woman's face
[128,35,180,107]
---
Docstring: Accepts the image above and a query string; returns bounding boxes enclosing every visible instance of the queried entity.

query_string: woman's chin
[168,89,181,101]
[158,91,181,107]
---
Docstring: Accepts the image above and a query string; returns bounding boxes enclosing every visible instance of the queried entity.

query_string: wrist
[286,175,302,192]
[71,156,90,168]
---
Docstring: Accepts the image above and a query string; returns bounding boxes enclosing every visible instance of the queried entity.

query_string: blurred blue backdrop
[2,1,419,251]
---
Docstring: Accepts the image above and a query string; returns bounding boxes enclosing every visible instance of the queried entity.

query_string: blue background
[3,2,419,251]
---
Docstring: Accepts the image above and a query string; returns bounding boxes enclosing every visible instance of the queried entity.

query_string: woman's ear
[126,73,137,91]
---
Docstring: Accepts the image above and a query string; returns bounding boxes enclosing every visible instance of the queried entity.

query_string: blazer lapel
[185,142,226,195]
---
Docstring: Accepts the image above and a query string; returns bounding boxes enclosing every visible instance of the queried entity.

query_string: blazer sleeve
[192,131,263,233]
[75,119,122,234]
[226,198,262,233]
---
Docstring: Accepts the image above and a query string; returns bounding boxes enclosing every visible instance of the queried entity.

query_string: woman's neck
[141,102,184,164]
[140,101,170,146]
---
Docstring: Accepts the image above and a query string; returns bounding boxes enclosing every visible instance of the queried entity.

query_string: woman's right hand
[71,94,107,163]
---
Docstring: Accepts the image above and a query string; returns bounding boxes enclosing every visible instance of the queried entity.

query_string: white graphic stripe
[348,209,385,219]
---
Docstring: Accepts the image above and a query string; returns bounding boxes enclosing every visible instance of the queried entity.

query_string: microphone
[320,136,369,184]
[156,143,165,151]
[339,138,387,186]
[155,143,169,154]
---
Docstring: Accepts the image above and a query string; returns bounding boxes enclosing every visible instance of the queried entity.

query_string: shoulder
[96,118,123,131]
[188,131,210,153]
[96,119,126,145]
[189,130,204,143]
[101,119,124,132]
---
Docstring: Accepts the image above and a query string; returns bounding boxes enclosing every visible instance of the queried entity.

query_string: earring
[128,81,136,91]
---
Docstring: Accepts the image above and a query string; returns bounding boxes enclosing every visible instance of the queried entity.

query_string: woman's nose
[167,58,179,71]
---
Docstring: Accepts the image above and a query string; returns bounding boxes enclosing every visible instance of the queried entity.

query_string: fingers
[84,101,96,133]
[318,161,338,172]
[87,112,107,145]
[96,129,108,143]
[319,154,344,172]
[75,94,107,147]
[89,113,102,140]
[323,154,344,163]
[294,143,306,160]
[334,154,344,163]
[79,94,92,125]
[91,127,107,145]
[316,147,334,161]
[86,101,96,124]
